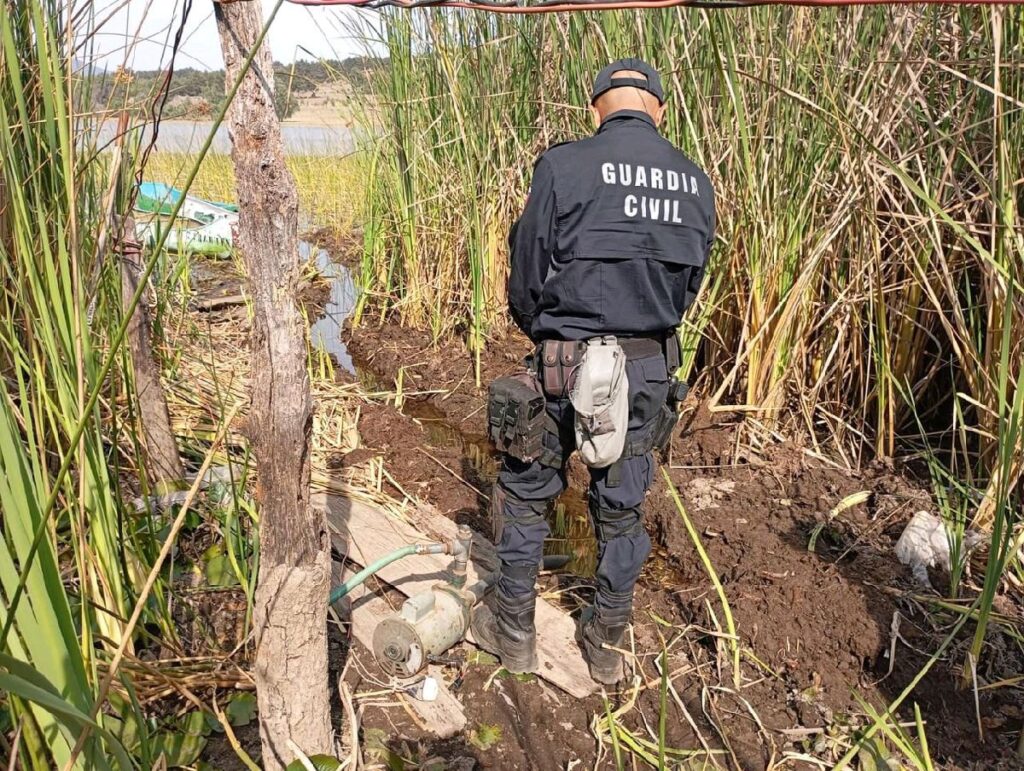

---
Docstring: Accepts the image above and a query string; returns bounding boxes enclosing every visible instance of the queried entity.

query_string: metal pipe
[464,577,494,603]
[449,524,473,589]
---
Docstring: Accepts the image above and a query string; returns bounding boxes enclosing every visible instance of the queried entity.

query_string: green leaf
[225,692,257,727]
[203,544,238,587]
[0,669,133,770]
[494,667,534,683]
[466,650,498,666]
[285,754,343,771]
[468,723,503,751]
[106,712,142,754]
[647,611,674,628]
[856,737,888,771]
[152,710,210,767]
[363,728,393,763]
[184,508,203,531]
[204,711,225,734]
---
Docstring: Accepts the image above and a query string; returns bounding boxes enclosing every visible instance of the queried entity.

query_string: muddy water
[189,241,358,377]
[391,394,598,577]
[303,242,357,373]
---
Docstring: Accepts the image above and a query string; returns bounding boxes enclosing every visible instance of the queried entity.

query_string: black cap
[590,58,665,105]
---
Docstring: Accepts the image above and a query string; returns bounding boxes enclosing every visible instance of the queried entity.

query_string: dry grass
[144,150,366,231]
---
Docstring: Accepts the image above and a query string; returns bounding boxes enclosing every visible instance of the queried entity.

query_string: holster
[649,404,679,453]
[667,379,690,405]
[487,374,547,463]
[539,340,587,398]
[666,329,688,405]
[617,330,688,463]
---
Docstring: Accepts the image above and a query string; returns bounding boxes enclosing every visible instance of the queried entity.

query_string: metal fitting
[448,524,473,589]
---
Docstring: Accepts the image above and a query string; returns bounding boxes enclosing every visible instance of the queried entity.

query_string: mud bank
[340,321,1023,770]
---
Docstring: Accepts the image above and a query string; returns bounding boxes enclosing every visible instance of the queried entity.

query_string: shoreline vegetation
[2,1,1022,769]
[87,57,380,122]
[358,6,1023,521]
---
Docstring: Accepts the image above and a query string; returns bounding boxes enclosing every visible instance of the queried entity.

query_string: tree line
[89,56,382,120]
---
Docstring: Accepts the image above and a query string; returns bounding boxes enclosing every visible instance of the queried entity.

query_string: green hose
[330,544,444,604]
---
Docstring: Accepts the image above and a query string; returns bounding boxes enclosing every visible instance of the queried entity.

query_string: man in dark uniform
[473,59,716,683]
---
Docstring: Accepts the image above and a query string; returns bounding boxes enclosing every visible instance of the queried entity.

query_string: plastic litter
[894,510,983,588]
[406,676,439,702]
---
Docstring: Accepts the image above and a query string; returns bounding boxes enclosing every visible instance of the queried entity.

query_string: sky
[91,0,378,72]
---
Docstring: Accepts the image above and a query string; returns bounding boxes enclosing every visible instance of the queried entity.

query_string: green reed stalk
[1,1,290,765]
[351,7,1023,642]
[0,2,134,765]
[662,469,740,688]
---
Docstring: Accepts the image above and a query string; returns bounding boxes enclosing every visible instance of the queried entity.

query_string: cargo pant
[493,351,670,613]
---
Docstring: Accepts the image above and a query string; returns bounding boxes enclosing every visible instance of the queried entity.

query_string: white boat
[136,181,239,226]
[135,218,234,258]
[134,181,237,256]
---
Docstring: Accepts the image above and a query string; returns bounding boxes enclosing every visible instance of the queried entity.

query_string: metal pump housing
[373,583,473,677]
[371,524,487,677]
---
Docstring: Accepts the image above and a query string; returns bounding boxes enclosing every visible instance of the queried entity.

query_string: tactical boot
[578,605,630,684]
[471,590,538,674]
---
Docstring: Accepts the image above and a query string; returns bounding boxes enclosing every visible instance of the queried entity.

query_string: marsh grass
[0,2,150,765]
[346,9,1024,764]
[350,5,1023,683]
[144,150,366,231]
[351,7,1023,464]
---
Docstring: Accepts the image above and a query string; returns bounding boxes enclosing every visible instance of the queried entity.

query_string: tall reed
[0,2,143,765]
[0,1,214,764]
[354,10,1022,484]
[352,6,1023,667]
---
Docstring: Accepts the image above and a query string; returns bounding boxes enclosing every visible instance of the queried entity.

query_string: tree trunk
[213,3,333,768]
[116,215,185,490]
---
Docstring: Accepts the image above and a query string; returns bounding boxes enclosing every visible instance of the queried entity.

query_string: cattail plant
[351,5,1023,653]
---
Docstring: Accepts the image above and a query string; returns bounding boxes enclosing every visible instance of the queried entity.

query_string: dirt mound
[339,321,1024,769]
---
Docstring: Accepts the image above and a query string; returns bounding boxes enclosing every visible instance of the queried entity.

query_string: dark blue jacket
[507,110,715,341]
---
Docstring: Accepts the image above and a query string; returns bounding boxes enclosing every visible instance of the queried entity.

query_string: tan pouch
[570,337,629,468]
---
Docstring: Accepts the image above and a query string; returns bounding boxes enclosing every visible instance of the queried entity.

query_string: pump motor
[372,583,476,677]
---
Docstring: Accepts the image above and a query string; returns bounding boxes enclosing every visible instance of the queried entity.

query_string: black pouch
[650,403,679,453]
[667,377,690,406]
[488,374,547,462]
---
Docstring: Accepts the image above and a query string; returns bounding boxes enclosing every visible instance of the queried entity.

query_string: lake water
[99,120,355,156]
[303,241,358,374]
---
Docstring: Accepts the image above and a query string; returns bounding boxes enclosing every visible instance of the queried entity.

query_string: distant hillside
[89,56,383,122]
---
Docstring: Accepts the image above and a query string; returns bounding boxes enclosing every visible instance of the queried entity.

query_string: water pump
[370,524,490,677]
[331,524,569,677]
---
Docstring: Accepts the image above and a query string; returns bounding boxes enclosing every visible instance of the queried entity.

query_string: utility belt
[487,331,689,469]
[535,335,671,395]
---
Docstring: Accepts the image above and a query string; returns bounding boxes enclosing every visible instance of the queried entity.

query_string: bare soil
[187,244,1021,769]
[335,321,1024,771]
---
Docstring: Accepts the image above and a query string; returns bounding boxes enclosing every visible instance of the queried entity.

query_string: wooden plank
[319,493,597,699]
[330,561,467,737]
